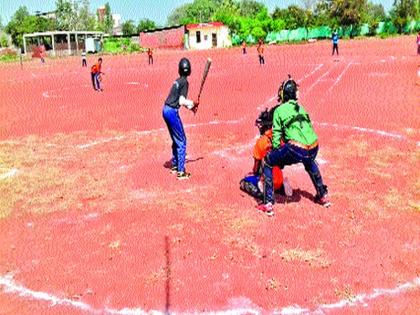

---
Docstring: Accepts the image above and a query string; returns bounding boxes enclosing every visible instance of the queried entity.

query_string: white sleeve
[179,95,194,109]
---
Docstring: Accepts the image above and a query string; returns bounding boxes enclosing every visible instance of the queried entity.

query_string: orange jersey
[257,45,264,54]
[91,63,101,74]
[147,49,153,56]
[253,129,283,190]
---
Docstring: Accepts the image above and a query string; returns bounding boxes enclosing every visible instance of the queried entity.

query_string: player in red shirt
[91,58,104,91]
[147,48,153,65]
[257,39,265,65]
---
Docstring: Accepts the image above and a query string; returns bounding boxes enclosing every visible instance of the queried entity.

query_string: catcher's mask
[278,74,299,103]
[255,106,277,135]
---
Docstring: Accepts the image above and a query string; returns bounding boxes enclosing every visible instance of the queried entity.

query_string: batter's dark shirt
[165,76,189,109]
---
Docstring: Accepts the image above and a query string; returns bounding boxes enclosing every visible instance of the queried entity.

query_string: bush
[0,48,18,62]
[0,33,8,48]
[128,42,140,52]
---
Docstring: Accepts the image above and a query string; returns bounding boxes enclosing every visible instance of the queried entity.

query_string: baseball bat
[197,58,212,102]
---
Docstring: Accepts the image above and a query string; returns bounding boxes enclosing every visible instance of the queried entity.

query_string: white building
[186,22,231,50]
[112,14,121,28]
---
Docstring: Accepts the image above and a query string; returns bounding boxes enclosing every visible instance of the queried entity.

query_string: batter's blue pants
[162,105,187,172]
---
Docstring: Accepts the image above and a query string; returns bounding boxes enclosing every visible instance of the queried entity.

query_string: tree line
[3,0,420,48]
[4,0,157,47]
[167,0,419,39]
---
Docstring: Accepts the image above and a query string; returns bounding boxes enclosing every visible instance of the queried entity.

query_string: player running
[257,75,330,216]
[162,58,199,180]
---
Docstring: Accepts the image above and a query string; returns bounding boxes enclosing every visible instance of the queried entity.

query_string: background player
[82,49,87,67]
[162,58,199,180]
[257,39,265,65]
[332,31,339,55]
[147,48,153,65]
[90,58,104,91]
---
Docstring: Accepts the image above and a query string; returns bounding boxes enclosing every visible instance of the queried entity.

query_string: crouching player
[240,107,291,200]
[257,75,330,216]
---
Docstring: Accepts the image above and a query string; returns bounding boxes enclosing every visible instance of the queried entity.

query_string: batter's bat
[197,58,212,103]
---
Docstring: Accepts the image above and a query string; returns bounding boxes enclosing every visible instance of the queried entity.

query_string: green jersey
[272,100,318,149]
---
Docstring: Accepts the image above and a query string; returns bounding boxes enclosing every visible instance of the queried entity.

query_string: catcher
[240,107,291,200]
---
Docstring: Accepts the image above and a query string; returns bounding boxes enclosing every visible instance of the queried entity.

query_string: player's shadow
[163,158,204,169]
[274,189,314,204]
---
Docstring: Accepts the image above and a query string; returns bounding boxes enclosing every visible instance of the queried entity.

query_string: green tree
[272,5,310,29]
[104,2,113,34]
[55,0,75,30]
[77,0,95,30]
[211,0,240,32]
[5,6,30,46]
[331,0,368,35]
[122,20,136,36]
[167,0,224,25]
[0,33,8,47]
[239,0,265,17]
[137,19,156,33]
[167,3,193,26]
[364,2,386,35]
[391,0,419,33]
[313,0,369,35]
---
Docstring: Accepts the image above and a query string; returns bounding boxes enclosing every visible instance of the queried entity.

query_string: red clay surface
[0,36,419,314]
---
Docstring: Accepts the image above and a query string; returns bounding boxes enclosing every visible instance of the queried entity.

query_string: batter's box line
[1,273,419,315]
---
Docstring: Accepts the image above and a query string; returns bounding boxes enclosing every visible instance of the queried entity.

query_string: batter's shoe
[256,203,274,216]
[177,171,191,180]
[314,194,331,208]
[170,166,178,174]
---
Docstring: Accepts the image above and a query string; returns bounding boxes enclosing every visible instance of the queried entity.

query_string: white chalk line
[296,64,324,84]
[1,273,419,314]
[76,119,244,150]
[277,277,420,315]
[42,84,91,98]
[0,168,19,180]
[306,62,339,93]
[257,63,324,111]
[313,122,406,140]
[327,61,353,93]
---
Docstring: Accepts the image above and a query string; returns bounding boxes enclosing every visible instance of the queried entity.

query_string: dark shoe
[177,171,191,180]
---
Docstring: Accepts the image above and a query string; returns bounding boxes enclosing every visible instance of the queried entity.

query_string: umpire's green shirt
[272,100,318,149]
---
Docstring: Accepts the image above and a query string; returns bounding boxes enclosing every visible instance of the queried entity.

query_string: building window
[196,31,201,43]
[204,35,208,41]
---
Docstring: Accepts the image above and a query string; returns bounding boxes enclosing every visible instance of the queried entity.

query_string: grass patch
[334,284,356,301]
[279,247,332,268]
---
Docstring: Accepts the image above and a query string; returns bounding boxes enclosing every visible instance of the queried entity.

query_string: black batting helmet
[179,58,191,76]
[278,75,298,103]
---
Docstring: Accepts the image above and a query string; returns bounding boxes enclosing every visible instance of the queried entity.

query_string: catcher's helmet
[255,106,277,135]
[179,58,191,76]
[278,75,298,103]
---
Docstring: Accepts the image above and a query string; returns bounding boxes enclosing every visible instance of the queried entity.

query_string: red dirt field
[0,36,419,314]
